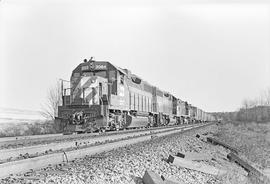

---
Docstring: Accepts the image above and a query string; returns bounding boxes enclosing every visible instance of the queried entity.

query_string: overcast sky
[1,0,270,113]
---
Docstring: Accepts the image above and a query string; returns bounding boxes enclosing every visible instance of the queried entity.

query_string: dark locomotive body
[56,58,215,133]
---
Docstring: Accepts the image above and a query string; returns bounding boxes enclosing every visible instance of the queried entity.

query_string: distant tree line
[213,88,270,123]
[0,120,59,137]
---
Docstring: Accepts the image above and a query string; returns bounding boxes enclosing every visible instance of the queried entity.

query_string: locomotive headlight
[89,62,95,70]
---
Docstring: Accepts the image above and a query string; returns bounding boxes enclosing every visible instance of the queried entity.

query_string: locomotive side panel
[156,95,163,113]
[126,76,153,113]
[162,92,173,116]
[108,69,129,111]
[190,106,197,121]
[176,100,182,117]
[127,86,152,112]
[153,88,163,113]
[172,96,177,116]
[197,108,202,121]
[180,100,186,116]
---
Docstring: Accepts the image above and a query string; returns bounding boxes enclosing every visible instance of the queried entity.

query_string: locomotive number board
[81,63,107,71]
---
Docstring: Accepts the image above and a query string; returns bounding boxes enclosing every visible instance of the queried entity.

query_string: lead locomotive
[56,58,214,133]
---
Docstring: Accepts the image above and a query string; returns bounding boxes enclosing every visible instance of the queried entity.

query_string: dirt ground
[215,121,270,184]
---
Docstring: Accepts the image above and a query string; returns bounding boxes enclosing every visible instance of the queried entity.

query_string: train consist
[56,58,215,133]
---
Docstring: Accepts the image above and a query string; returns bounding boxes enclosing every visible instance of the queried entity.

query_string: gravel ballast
[1,123,257,184]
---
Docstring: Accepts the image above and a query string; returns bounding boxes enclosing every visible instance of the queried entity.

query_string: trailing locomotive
[56,58,215,133]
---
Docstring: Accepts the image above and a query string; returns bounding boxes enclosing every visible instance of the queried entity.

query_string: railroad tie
[227,152,270,183]
[206,137,239,154]
[167,155,227,176]
[176,152,212,161]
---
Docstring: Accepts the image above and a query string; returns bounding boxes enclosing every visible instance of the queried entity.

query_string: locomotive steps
[0,123,212,179]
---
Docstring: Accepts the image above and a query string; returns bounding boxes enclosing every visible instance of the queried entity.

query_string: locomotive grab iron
[56,58,215,133]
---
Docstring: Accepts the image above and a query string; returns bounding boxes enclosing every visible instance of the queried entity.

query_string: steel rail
[0,124,193,148]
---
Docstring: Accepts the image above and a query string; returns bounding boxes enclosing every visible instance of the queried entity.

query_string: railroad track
[0,122,214,179]
[0,124,190,149]
[0,126,189,161]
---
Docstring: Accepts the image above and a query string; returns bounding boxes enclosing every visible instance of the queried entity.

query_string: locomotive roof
[72,59,194,108]
[73,60,132,76]
[72,60,111,73]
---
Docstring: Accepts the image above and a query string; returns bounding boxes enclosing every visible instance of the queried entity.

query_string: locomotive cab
[57,59,122,133]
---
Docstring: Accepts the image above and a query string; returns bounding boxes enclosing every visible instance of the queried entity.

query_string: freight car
[56,58,215,133]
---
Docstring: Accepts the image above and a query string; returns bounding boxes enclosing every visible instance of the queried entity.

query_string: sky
[0,0,270,113]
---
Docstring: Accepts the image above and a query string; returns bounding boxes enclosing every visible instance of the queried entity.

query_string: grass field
[216,121,270,184]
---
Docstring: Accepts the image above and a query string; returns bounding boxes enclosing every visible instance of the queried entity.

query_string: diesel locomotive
[56,58,215,133]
